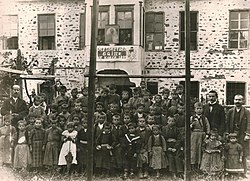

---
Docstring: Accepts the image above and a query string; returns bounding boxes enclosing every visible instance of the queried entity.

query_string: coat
[226,107,250,156]
[1,97,28,127]
[203,102,225,135]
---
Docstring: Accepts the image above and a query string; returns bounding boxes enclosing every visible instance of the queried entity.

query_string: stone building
[0,0,250,105]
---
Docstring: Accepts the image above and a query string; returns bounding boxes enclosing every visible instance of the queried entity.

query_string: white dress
[58,130,78,165]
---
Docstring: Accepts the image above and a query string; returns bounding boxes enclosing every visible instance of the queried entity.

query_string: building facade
[0,0,250,105]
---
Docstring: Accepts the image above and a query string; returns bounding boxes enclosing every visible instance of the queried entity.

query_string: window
[1,15,18,50]
[226,82,245,105]
[229,11,249,49]
[145,12,164,51]
[79,13,85,49]
[38,14,55,50]
[180,81,199,100]
[180,11,198,50]
[97,6,109,45]
[115,5,134,45]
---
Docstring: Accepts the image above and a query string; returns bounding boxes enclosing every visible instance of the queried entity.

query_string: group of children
[0,83,246,179]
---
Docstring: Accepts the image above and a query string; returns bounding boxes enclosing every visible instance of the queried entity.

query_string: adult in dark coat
[1,85,28,128]
[226,94,250,174]
[203,90,225,136]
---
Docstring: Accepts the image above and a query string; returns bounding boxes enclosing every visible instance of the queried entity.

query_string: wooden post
[184,0,191,181]
[87,0,98,180]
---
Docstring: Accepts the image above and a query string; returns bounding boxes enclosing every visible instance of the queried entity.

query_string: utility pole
[87,0,99,180]
[184,0,191,181]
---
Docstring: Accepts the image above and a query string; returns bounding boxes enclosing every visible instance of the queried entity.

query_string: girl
[0,115,16,166]
[95,122,115,177]
[28,96,46,120]
[58,122,77,174]
[190,102,210,171]
[43,119,62,170]
[224,133,244,175]
[13,120,31,170]
[148,125,167,178]
[200,129,223,176]
[29,118,45,171]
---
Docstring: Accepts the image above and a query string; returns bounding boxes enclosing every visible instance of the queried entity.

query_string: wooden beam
[86,74,194,79]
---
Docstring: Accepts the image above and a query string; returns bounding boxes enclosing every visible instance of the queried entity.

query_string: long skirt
[13,144,32,169]
[0,135,12,165]
[225,154,244,173]
[58,141,77,165]
[95,146,112,169]
[191,131,205,165]
[149,146,167,170]
[200,152,223,173]
[31,140,43,168]
[43,141,60,166]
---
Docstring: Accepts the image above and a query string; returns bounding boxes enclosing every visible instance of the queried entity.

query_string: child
[96,88,109,112]
[78,87,88,113]
[141,91,152,115]
[121,122,141,179]
[148,125,167,178]
[69,102,85,122]
[68,88,78,113]
[190,102,210,171]
[0,115,16,166]
[47,103,58,124]
[107,84,120,109]
[175,103,185,133]
[162,88,171,116]
[128,87,143,114]
[200,129,223,176]
[120,114,132,138]
[43,119,62,170]
[146,115,155,131]
[57,115,67,131]
[110,114,123,176]
[133,103,147,124]
[94,113,107,143]
[106,103,119,123]
[95,122,115,177]
[76,118,88,175]
[162,116,180,178]
[55,85,69,112]
[58,104,70,120]
[13,120,31,170]
[120,90,130,108]
[137,117,151,179]
[169,91,179,107]
[29,118,45,171]
[224,133,245,176]
[94,102,105,122]
[28,96,46,120]
[152,94,163,108]
[58,122,77,174]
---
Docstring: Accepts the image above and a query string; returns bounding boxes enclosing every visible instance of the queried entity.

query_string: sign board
[97,46,137,61]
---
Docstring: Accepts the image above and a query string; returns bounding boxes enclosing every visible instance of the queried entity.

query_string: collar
[195,114,202,119]
[209,101,217,105]
[236,107,241,113]
[139,127,145,131]
[13,97,18,102]
[125,134,140,142]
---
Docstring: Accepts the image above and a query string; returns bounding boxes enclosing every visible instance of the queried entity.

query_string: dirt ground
[1,166,250,181]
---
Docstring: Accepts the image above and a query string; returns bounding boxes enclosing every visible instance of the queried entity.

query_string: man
[1,85,28,128]
[203,90,225,136]
[226,94,250,174]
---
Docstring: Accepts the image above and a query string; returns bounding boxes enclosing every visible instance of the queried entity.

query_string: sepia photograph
[0,0,250,181]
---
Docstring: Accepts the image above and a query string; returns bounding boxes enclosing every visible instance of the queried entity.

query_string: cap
[13,85,20,89]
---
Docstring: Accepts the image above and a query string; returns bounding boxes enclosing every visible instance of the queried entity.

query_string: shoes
[139,171,143,179]
[156,172,160,179]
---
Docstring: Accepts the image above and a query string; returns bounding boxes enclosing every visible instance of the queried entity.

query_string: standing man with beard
[1,85,28,128]
[203,90,225,136]
[226,94,250,175]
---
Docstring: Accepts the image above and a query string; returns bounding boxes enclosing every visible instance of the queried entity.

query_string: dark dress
[76,128,88,173]
[200,138,224,174]
[43,127,62,166]
[95,131,115,169]
[224,142,244,173]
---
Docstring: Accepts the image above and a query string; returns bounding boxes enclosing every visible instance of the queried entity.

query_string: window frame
[179,11,198,51]
[229,10,250,49]
[38,14,56,50]
[79,13,85,49]
[115,5,134,45]
[226,81,246,105]
[1,15,18,50]
[97,6,110,45]
[145,11,164,51]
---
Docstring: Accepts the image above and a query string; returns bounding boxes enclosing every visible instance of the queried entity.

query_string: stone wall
[144,0,250,104]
